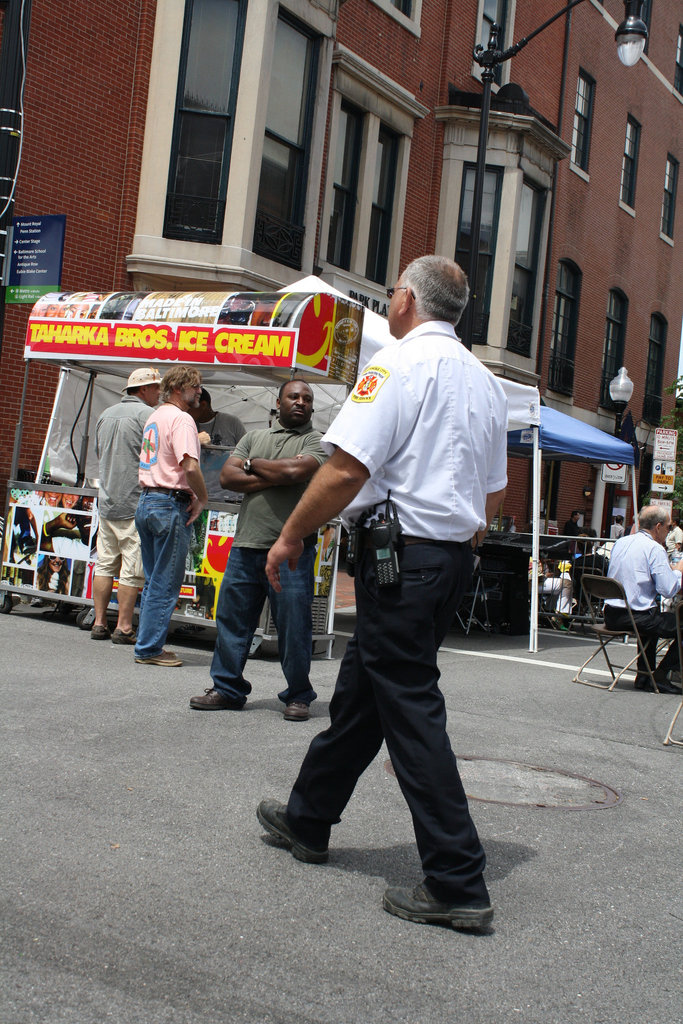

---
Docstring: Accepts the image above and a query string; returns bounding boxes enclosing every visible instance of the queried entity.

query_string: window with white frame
[455,165,503,345]
[322,48,427,290]
[365,126,399,284]
[571,71,595,173]
[620,116,640,209]
[548,260,582,396]
[370,0,421,29]
[507,182,545,356]
[600,290,628,407]
[676,25,683,94]
[253,12,319,270]
[164,0,247,243]
[661,154,678,238]
[327,103,363,271]
[643,314,667,424]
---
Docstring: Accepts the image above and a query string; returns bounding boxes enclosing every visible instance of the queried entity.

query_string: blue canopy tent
[508,405,636,464]
[507,405,637,652]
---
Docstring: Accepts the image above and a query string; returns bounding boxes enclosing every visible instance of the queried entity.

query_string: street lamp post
[461,0,648,351]
[609,365,634,439]
[606,365,634,531]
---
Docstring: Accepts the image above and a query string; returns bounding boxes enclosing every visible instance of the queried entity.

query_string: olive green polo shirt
[232,421,327,548]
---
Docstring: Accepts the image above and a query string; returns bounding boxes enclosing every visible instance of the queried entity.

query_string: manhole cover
[384,756,621,809]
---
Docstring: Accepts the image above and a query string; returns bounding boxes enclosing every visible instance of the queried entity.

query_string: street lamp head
[609,366,634,409]
[615,2,648,67]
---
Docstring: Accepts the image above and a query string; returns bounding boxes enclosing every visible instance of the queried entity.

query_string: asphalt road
[1,603,681,1024]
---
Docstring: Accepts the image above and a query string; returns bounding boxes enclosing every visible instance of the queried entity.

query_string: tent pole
[630,464,639,527]
[36,367,69,482]
[10,360,30,480]
[529,428,541,654]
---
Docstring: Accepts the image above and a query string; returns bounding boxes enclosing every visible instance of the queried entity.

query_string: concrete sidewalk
[1,604,681,1024]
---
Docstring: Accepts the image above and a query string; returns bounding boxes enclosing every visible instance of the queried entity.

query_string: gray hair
[639,505,670,530]
[160,365,202,403]
[402,255,470,326]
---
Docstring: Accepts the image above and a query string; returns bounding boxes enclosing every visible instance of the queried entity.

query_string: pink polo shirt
[139,403,201,493]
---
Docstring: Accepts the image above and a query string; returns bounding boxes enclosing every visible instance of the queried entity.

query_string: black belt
[143,487,192,502]
[359,531,467,548]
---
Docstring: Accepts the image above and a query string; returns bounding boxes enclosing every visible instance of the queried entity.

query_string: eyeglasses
[386,285,410,299]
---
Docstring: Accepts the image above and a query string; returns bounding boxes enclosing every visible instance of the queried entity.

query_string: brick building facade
[1,0,681,532]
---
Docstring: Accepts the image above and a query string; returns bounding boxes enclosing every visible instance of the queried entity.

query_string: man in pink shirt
[135,366,208,666]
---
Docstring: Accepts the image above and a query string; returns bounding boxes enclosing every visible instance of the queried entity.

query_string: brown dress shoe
[135,650,182,666]
[190,688,245,711]
[284,701,310,721]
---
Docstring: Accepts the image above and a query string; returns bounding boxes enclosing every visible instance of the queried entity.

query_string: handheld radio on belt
[346,492,402,587]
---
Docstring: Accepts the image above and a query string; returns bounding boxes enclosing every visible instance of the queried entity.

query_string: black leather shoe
[634,675,656,691]
[383,884,493,931]
[256,799,328,863]
[189,688,244,710]
[654,677,683,695]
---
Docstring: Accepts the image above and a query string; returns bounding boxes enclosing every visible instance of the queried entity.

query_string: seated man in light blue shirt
[604,504,683,694]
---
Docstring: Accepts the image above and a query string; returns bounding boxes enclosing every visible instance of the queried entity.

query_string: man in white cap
[91,367,161,643]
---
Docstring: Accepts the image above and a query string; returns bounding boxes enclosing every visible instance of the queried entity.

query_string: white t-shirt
[322,321,509,541]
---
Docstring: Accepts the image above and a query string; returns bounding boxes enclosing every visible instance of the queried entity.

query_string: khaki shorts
[95,517,145,588]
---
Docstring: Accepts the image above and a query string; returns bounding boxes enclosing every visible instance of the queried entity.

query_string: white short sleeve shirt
[322,321,508,541]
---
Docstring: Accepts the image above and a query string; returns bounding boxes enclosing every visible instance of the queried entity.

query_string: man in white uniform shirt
[605,504,683,694]
[257,255,508,932]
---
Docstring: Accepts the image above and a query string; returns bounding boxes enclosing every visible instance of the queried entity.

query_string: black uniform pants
[287,539,490,904]
[604,604,679,677]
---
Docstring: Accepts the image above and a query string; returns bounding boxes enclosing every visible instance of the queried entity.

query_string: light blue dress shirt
[606,530,682,611]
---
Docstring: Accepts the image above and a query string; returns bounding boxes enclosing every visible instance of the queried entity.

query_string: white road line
[333,630,615,679]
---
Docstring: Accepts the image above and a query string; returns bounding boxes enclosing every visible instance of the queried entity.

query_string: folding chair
[663,601,683,746]
[456,559,491,634]
[572,575,659,692]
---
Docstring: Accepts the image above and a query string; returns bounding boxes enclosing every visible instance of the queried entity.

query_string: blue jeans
[210,544,317,706]
[134,491,192,659]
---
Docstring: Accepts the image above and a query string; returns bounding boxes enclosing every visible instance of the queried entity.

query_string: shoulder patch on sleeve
[351,365,390,403]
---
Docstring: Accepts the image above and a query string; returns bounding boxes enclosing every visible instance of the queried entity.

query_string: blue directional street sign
[6,214,66,304]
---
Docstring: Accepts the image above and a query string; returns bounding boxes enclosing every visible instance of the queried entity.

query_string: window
[327,104,363,271]
[455,164,503,344]
[676,26,683,94]
[507,182,545,356]
[571,71,595,173]
[548,261,581,396]
[164,0,247,242]
[662,154,679,238]
[365,126,399,284]
[600,290,628,407]
[481,0,508,85]
[641,0,651,54]
[620,116,640,208]
[253,14,319,269]
[643,315,667,423]
[390,0,412,14]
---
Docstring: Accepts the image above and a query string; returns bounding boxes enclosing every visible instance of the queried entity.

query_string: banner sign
[23,288,364,384]
[24,319,298,368]
[6,215,66,303]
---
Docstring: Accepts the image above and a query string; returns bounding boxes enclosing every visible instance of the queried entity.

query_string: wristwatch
[243,458,253,475]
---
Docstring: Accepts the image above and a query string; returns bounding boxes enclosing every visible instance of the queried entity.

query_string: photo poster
[314,521,338,598]
[2,486,98,600]
[177,511,338,620]
[180,508,239,621]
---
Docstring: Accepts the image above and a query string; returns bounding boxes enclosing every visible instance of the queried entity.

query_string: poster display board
[1,484,339,642]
